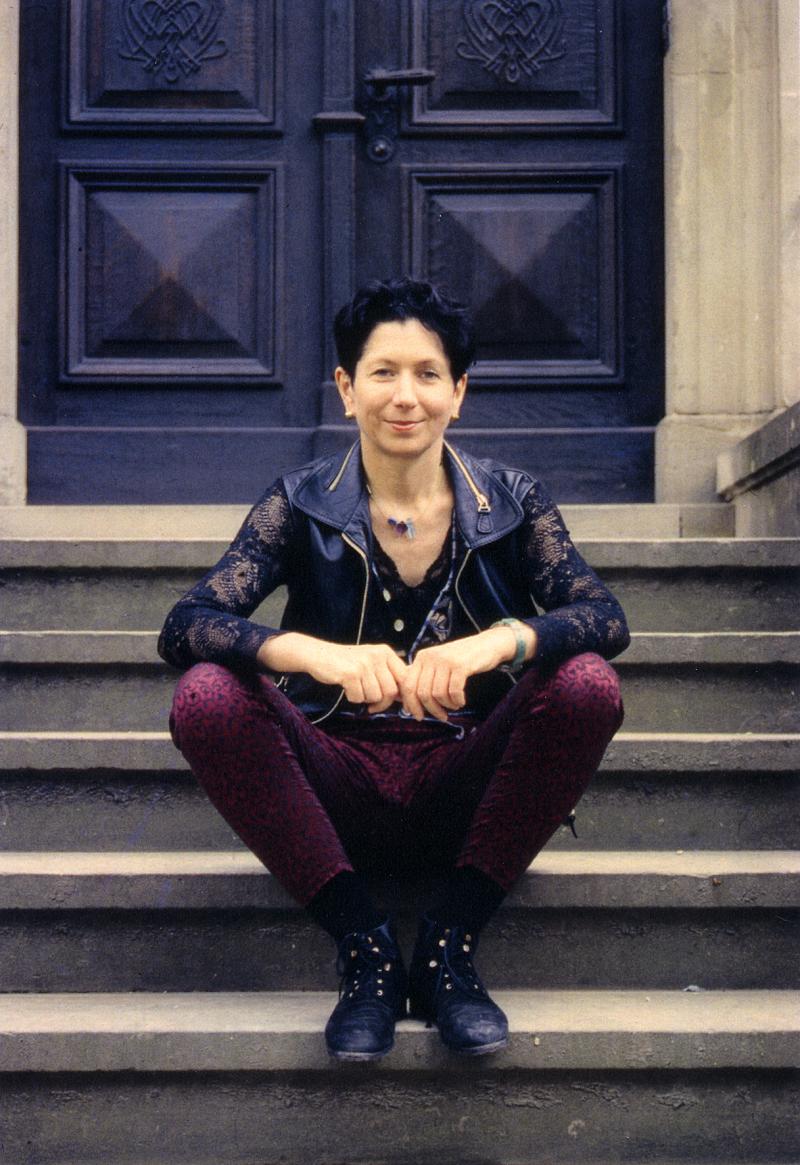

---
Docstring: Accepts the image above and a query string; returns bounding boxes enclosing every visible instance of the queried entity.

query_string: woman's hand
[258,633,408,711]
[400,624,537,722]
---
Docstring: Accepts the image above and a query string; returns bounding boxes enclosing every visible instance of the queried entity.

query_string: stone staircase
[0,506,798,1164]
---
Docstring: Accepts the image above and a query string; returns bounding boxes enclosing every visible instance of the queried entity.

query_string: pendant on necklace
[387,517,416,540]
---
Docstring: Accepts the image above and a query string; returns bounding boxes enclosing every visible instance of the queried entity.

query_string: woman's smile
[385,418,421,432]
[335,318,467,461]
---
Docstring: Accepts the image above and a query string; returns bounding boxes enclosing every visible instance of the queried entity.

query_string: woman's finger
[342,676,366,705]
[400,670,426,721]
[445,666,467,709]
[409,661,449,722]
[358,666,384,707]
[367,660,402,712]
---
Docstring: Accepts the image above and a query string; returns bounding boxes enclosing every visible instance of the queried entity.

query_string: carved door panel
[20,1,326,502]
[316,0,665,501]
[19,1,663,503]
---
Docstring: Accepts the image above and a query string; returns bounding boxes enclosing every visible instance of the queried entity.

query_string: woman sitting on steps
[159,276,629,1061]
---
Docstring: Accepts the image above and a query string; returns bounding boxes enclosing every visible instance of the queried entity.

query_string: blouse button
[393,618,405,632]
[382,588,392,602]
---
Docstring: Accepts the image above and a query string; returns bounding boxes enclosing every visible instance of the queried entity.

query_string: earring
[344,410,355,419]
[451,412,460,421]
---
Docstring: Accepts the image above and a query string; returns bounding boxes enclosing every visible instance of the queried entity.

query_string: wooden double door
[20,0,664,503]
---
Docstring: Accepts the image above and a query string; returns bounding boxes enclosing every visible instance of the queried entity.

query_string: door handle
[361,68,436,162]
[363,68,436,94]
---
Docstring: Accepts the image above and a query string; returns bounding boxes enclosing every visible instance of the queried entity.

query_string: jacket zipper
[310,530,371,726]
[444,442,491,513]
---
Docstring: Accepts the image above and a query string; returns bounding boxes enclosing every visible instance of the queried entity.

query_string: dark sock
[429,865,506,935]
[306,870,384,944]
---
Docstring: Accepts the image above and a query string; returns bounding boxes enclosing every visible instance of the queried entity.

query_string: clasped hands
[258,625,535,723]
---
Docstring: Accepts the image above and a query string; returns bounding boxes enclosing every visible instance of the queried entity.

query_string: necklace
[365,480,439,540]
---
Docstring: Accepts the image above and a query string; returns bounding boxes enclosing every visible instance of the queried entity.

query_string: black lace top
[158,475,629,680]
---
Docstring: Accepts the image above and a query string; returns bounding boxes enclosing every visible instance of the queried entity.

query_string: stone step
[0,732,796,853]
[1,989,795,1071]
[3,730,797,772]
[4,629,800,665]
[2,633,798,733]
[0,502,736,540]
[1,731,796,852]
[3,849,796,910]
[1,851,797,993]
[2,539,798,632]
[1,764,799,853]
[0,991,796,1164]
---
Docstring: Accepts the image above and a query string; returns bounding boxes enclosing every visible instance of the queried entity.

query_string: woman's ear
[335,366,355,418]
[452,373,468,420]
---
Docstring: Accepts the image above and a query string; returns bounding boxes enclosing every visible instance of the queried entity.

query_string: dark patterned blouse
[158,476,630,690]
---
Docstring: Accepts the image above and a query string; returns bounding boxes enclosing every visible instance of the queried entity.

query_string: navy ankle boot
[408,915,508,1055]
[324,919,407,1061]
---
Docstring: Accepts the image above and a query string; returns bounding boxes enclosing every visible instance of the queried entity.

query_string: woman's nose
[392,372,418,405]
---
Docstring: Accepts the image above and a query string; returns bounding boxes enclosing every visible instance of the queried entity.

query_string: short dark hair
[333,277,476,380]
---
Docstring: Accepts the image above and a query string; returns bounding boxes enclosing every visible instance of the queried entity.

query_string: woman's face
[335,319,467,462]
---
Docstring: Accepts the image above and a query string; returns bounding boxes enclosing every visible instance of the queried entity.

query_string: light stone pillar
[0,0,25,504]
[777,0,800,410]
[657,0,783,502]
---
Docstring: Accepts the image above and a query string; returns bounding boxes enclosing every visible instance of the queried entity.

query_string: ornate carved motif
[118,0,228,83]
[457,0,566,84]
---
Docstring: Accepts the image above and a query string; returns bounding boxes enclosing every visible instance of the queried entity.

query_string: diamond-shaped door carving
[407,167,619,383]
[63,163,282,382]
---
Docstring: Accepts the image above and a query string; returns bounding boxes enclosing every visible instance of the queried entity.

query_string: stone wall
[718,401,800,535]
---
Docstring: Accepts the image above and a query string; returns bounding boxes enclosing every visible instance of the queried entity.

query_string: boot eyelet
[463,944,470,953]
[428,959,438,968]
[384,963,392,971]
[438,939,446,947]
[377,990,384,996]
[445,983,453,990]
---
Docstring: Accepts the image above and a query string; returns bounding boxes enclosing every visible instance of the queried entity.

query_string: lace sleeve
[519,480,630,667]
[157,480,293,672]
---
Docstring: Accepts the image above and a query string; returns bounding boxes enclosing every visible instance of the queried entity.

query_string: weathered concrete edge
[4,630,800,666]
[2,539,800,570]
[0,504,735,540]
[0,864,796,911]
[718,402,800,498]
[1,734,797,773]
[0,1023,797,1073]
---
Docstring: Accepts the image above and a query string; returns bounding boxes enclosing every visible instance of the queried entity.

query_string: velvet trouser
[169,654,623,906]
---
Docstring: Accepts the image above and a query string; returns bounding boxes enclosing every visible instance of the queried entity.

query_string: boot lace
[336,931,397,1005]
[426,926,488,1007]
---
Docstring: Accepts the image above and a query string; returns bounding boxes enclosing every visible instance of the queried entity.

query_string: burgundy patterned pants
[169,654,623,905]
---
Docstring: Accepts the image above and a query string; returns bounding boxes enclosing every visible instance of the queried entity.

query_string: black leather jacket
[159,440,629,723]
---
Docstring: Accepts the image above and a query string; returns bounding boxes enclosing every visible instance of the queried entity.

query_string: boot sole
[408,1007,509,1056]
[446,1035,508,1056]
[327,1044,393,1062]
